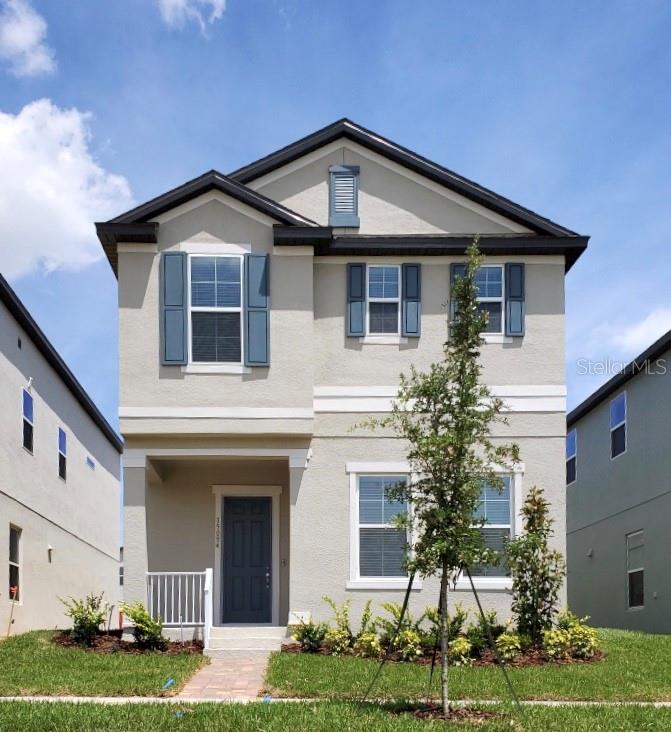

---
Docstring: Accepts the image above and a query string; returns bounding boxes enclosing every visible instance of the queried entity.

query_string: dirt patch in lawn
[54,631,203,655]
[395,704,501,724]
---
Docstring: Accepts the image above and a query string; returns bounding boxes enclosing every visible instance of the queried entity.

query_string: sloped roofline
[229,118,579,238]
[0,273,122,453]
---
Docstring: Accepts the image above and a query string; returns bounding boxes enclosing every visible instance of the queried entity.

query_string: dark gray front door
[222,497,272,623]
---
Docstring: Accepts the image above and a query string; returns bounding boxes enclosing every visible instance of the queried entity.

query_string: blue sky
[1,0,670,428]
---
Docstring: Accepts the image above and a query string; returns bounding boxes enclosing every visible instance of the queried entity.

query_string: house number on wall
[215,517,220,548]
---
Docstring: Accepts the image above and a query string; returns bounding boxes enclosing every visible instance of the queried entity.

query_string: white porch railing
[146,571,211,627]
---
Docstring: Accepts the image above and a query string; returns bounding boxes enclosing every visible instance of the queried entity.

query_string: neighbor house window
[626,531,644,609]
[610,392,626,458]
[475,265,504,334]
[566,429,577,485]
[356,475,408,578]
[471,476,512,577]
[189,255,242,363]
[367,265,400,335]
[22,390,33,453]
[58,428,67,481]
[86,456,95,470]
[9,525,21,602]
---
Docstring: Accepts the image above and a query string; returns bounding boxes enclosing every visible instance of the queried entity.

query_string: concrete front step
[204,648,277,659]
[206,625,287,653]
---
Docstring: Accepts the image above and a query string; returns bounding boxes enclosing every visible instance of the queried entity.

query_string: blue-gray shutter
[401,263,421,337]
[244,254,270,366]
[160,252,187,365]
[449,262,467,323]
[347,263,366,336]
[505,263,525,336]
[329,165,360,227]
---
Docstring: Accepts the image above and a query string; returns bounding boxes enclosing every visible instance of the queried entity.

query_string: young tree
[365,239,519,715]
[506,486,565,645]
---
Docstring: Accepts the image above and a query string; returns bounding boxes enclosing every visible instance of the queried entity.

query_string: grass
[266,629,671,702]
[0,631,206,696]
[1,701,671,731]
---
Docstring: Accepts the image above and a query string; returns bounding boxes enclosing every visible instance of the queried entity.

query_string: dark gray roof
[567,328,671,427]
[0,273,122,452]
[230,118,581,239]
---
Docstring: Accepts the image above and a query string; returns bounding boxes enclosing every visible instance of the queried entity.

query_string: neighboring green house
[96,119,587,653]
[567,330,671,634]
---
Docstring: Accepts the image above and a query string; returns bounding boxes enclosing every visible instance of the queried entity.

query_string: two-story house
[567,329,671,633]
[96,119,587,652]
[0,274,121,634]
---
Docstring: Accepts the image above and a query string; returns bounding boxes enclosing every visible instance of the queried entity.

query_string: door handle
[265,567,271,590]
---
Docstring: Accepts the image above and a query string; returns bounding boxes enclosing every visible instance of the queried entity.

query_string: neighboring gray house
[567,330,671,633]
[0,274,122,634]
[96,119,587,652]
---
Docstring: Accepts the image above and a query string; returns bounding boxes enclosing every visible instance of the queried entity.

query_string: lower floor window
[9,525,21,602]
[357,475,408,578]
[471,477,512,577]
[627,531,644,609]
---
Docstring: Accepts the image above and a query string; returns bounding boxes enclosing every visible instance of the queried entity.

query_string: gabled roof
[96,169,318,275]
[229,118,579,238]
[0,274,122,453]
[567,328,671,428]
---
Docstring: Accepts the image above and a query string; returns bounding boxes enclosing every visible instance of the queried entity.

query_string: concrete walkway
[177,653,270,701]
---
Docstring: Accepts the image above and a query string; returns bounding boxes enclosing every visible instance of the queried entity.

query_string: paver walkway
[177,653,269,700]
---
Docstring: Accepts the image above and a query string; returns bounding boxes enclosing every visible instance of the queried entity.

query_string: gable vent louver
[329,165,360,227]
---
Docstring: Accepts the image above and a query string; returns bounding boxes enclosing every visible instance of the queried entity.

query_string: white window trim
[58,427,67,481]
[347,468,422,591]
[566,428,577,485]
[626,530,644,611]
[476,264,504,336]
[22,389,33,455]
[8,525,21,605]
[187,253,244,367]
[610,391,627,460]
[364,264,401,338]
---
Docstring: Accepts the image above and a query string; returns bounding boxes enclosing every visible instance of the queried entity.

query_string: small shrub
[357,600,374,638]
[557,610,598,659]
[323,596,354,647]
[353,631,382,659]
[448,636,473,666]
[375,601,424,649]
[422,603,468,649]
[120,602,167,650]
[324,627,351,656]
[495,632,522,661]
[291,620,327,653]
[542,628,571,660]
[466,610,506,655]
[391,629,422,661]
[60,593,109,646]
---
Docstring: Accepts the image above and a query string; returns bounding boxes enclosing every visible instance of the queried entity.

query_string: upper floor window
[329,165,360,227]
[566,429,577,485]
[471,476,512,577]
[475,265,504,334]
[367,265,400,335]
[58,428,67,481]
[188,255,242,364]
[9,525,21,602]
[22,389,33,453]
[610,392,626,459]
[626,530,644,609]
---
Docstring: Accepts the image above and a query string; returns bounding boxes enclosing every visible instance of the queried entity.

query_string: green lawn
[1,701,671,731]
[0,631,206,696]
[266,629,671,702]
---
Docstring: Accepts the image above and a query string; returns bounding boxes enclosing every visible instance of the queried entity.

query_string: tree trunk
[440,557,450,716]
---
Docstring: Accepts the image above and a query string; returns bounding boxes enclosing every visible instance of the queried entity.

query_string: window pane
[610,393,626,428]
[9,564,19,601]
[359,476,406,524]
[566,456,576,484]
[9,528,19,564]
[474,478,511,525]
[22,390,33,422]
[59,453,67,481]
[58,428,66,455]
[475,267,502,298]
[359,527,406,577]
[368,267,399,299]
[566,430,576,459]
[191,312,241,363]
[627,533,644,569]
[628,569,644,608]
[369,302,399,334]
[191,257,216,307]
[477,302,502,333]
[470,528,510,577]
[23,421,33,452]
[215,258,241,307]
[611,424,626,457]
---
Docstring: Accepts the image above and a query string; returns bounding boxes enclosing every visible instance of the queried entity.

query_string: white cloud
[0,0,55,77]
[612,308,671,353]
[0,99,133,279]
[157,0,226,32]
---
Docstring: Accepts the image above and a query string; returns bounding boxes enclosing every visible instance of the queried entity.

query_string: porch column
[288,462,307,620]
[122,461,149,606]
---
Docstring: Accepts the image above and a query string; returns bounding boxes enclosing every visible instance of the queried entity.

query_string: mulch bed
[281,642,604,667]
[396,705,501,724]
[54,630,203,655]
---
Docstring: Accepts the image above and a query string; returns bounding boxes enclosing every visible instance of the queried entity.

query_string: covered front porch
[122,445,308,649]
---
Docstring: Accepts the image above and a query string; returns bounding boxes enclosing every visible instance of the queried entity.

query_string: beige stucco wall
[249,139,533,236]
[0,301,120,633]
